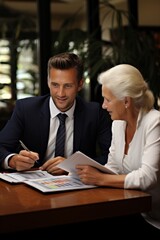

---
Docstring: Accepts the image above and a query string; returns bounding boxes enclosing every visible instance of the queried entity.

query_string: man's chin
[56,104,68,112]
[53,99,73,112]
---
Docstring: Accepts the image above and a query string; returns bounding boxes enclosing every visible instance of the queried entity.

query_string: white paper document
[24,175,96,193]
[57,151,117,176]
[0,170,52,183]
[0,169,96,193]
[0,152,116,193]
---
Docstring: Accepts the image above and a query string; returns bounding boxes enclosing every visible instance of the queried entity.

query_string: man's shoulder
[14,95,50,112]
[76,95,100,108]
[75,96,110,118]
[16,94,50,105]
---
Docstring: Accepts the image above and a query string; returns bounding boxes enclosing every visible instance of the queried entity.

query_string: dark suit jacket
[0,94,112,167]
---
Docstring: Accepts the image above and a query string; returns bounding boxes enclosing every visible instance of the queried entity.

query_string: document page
[0,170,52,183]
[0,169,96,192]
[25,175,96,193]
[0,151,116,193]
[57,151,117,176]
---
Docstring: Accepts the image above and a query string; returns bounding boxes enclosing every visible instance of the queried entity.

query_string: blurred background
[0,0,160,129]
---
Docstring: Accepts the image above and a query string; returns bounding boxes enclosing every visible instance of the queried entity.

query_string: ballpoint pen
[19,140,39,164]
[19,140,30,152]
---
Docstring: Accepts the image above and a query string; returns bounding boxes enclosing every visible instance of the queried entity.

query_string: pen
[19,140,30,152]
[19,140,39,164]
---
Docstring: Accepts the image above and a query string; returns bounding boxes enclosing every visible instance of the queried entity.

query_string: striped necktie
[55,113,67,157]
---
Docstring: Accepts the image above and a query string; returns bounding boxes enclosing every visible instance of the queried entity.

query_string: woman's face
[101,85,126,120]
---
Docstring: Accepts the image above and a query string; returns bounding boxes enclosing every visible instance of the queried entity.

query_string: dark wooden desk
[0,179,151,235]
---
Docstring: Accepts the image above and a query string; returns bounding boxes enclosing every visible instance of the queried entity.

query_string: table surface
[0,179,152,234]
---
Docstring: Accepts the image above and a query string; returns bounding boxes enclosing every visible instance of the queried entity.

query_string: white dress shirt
[105,109,160,229]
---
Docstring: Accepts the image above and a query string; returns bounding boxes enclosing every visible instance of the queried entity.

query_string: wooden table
[0,179,151,235]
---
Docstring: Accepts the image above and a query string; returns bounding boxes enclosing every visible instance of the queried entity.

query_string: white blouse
[105,109,160,229]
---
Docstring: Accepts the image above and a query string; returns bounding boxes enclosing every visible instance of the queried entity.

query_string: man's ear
[78,79,84,91]
[47,77,50,88]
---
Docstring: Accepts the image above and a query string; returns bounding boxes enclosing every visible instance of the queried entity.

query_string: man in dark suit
[0,52,112,175]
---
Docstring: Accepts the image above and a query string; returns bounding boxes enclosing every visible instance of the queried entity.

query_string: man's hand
[39,156,68,175]
[9,150,39,171]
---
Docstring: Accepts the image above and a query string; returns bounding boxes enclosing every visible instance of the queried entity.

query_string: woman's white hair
[98,64,154,112]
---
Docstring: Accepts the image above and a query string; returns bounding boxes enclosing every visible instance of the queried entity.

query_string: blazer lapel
[73,98,84,152]
[39,96,50,160]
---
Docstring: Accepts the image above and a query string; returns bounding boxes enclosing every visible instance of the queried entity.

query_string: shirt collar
[49,97,75,119]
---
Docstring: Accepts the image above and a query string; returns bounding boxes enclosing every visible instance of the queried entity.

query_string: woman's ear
[124,96,131,108]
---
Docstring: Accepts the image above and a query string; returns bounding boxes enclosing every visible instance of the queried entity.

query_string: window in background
[0,39,11,100]
[16,39,39,99]
[0,39,39,101]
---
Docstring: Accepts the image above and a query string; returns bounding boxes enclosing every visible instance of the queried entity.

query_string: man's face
[48,68,83,112]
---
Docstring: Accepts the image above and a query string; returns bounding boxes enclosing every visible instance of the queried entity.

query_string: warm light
[85,77,90,84]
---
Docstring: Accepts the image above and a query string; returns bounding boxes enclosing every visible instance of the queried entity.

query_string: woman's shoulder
[141,109,160,128]
[145,109,160,119]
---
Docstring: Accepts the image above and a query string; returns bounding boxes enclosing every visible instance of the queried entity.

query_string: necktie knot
[57,113,67,124]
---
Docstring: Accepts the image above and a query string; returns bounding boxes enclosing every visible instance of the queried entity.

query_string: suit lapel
[73,97,84,151]
[39,96,50,160]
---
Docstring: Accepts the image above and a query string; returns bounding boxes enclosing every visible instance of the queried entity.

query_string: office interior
[0,0,160,130]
